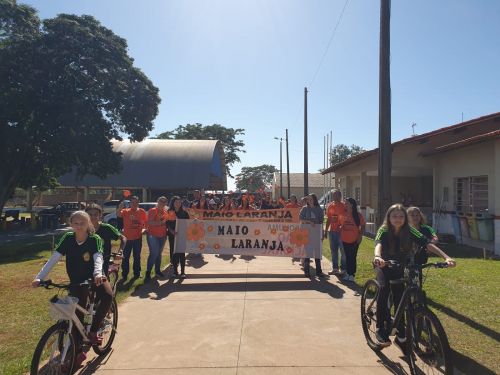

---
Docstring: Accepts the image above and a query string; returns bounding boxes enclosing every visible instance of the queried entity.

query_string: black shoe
[180,273,187,279]
[316,271,325,277]
[375,328,391,347]
[171,272,179,278]
[144,274,151,283]
[394,336,408,355]
[121,275,128,282]
[156,271,165,277]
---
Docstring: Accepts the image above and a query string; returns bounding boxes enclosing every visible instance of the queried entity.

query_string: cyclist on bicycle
[85,203,127,277]
[373,204,456,349]
[407,206,439,265]
[32,211,113,355]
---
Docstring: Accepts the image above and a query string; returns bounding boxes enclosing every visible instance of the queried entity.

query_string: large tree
[156,123,245,178]
[235,164,277,192]
[0,0,160,213]
[329,144,366,166]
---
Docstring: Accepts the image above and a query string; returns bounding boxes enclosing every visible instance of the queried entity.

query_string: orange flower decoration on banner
[285,246,293,254]
[282,225,289,232]
[207,225,214,232]
[254,229,261,235]
[270,228,277,235]
[186,223,205,241]
[198,243,206,251]
[290,228,309,246]
[214,243,221,251]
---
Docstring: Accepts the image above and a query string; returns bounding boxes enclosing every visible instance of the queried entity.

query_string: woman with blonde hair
[32,211,113,364]
[407,206,439,265]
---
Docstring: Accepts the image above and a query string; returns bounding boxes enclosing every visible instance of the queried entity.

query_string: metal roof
[58,139,227,190]
[321,111,500,174]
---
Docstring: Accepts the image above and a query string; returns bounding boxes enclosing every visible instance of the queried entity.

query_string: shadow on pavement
[374,351,411,375]
[185,253,208,269]
[77,348,114,375]
[131,272,345,300]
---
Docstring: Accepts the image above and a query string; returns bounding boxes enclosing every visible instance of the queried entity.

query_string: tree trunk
[0,171,21,216]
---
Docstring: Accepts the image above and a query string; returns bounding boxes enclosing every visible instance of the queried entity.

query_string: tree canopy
[235,165,277,192]
[156,123,245,178]
[0,0,160,212]
[329,144,366,166]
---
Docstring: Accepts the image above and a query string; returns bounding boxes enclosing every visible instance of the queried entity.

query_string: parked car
[38,202,85,224]
[101,199,130,216]
[103,202,156,228]
[318,189,335,211]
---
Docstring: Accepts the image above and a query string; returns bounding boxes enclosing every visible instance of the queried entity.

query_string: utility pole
[377,0,392,226]
[274,136,283,199]
[304,87,309,196]
[286,129,291,199]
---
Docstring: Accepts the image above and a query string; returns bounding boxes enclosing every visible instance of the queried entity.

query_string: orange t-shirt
[120,208,147,240]
[147,207,167,238]
[326,201,346,232]
[339,212,366,243]
[285,202,301,208]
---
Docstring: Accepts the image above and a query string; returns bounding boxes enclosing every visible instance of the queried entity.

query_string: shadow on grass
[452,349,497,375]
[0,240,52,265]
[440,243,499,260]
[428,298,500,343]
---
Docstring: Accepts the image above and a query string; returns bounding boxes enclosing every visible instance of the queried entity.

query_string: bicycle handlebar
[385,260,449,269]
[38,278,105,289]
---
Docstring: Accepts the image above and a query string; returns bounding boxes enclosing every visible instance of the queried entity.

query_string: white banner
[174,219,322,258]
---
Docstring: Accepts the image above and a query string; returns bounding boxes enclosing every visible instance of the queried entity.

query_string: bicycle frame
[44,282,98,363]
[387,283,420,337]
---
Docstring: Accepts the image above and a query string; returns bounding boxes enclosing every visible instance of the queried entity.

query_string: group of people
[31,187,457,356]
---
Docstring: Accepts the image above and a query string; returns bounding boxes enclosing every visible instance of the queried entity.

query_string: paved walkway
[78,255,411,375]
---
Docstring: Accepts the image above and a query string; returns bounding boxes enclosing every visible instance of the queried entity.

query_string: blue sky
[24,0,500,190]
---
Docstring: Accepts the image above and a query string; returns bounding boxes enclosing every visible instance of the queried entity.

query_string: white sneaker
[342,274,351,281]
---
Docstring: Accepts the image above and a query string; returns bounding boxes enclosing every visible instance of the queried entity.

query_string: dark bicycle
[107,250,123,295]
[360,260,453,375]
[31,279,118,375]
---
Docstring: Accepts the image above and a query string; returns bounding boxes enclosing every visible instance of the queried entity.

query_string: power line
[308,0,350,87]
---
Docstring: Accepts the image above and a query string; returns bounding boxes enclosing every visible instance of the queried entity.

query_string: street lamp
[274,136,283,199]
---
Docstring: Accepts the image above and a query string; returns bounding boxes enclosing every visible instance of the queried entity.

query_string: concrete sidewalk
[78,255,411,375]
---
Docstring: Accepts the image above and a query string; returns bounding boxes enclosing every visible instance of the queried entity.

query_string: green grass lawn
[1,234,498,374]
[322,237,500,374]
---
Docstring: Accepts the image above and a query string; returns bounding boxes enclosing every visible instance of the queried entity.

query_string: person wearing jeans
[118,196,147,280]
[145,197,168,281]
[324,190,346,273]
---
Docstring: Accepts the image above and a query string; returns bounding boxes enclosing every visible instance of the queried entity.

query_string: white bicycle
[30,279,118,375]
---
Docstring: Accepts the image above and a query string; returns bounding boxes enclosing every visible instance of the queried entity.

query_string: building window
[454,176,488,212]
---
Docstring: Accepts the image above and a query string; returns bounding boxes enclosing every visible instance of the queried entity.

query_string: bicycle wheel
[360,279,383,351]
[407,308,453,375]
[93,297,118,355]
[31,322,76,375]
